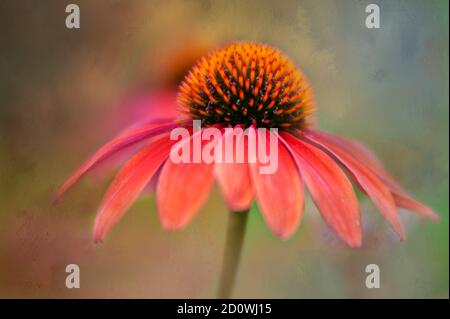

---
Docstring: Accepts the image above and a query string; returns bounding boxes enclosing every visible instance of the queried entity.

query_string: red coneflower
[55,42,438,297]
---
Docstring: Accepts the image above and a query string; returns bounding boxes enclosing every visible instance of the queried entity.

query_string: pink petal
[306,129,439,221]
[214,128,253,212]
[306,129,405,193]
[282,133,362,247]
[393,193,440,221]
[305,132,406,240]
[93,134,175,241]
[250,128,304,239]
[54,120,182,202]
[119,90,181,123]
[156,134,214,229]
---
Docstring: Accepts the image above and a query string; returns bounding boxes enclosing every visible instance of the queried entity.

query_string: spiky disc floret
[177,42,315,129]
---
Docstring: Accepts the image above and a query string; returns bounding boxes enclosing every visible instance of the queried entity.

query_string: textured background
[0,0,448,298]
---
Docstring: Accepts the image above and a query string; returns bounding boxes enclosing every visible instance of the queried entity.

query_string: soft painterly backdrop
[0,0,448,298]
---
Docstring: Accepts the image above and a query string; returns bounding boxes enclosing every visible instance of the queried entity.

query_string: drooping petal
[393,193,440,221]
[305,132,406,240]
[93,134,176,241]
[306,129,439,221]
[54,120,182,202]
[250,128,304,239]
[306,129,405,192]
[214,128,253,212]
[282,133,362,247]
[156,133,214,229]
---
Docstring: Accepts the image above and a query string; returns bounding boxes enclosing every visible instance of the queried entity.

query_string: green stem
[216,210,249,299]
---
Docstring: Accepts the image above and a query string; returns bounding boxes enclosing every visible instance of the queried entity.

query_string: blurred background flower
[0,0,448,298]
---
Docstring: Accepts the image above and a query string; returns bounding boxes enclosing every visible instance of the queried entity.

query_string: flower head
[55,41,439,247]
[178,42,314,129]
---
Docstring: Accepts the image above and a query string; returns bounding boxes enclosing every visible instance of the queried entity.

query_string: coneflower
[55,42,438,298]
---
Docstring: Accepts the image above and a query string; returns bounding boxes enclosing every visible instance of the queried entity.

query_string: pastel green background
[0,0,448,298]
